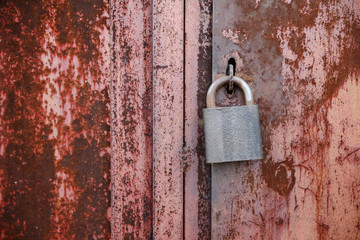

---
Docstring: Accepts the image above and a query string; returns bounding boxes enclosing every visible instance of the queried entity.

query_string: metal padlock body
[203,76,263,163]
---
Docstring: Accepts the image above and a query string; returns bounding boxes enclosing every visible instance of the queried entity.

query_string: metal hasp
[203,76,263,163]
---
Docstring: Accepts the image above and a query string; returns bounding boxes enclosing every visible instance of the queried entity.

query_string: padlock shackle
[206,76,254,108]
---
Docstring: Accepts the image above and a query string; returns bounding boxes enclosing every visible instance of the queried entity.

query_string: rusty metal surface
[153,0,184,238]
[0,1,110,239]
[211,0,360,239]
[110,0,153,239]
[2,0,358,239]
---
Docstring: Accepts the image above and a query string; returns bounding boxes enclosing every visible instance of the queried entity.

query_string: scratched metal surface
[211,0,360,239]
[0,1,110,239]
[110,0,153,239]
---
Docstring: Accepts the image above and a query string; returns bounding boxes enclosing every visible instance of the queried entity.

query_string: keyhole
[226,58,236,95]
[226,58,236,75]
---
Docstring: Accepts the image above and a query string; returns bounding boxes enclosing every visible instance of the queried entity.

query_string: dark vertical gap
[182,0,186,239]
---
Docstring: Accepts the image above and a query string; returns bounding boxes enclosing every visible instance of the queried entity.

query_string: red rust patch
[0,0,110,239]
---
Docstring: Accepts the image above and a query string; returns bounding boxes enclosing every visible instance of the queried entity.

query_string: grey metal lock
[203,76,263,163]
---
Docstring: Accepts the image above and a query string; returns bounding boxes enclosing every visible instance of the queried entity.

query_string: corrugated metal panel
[0,1,110,239]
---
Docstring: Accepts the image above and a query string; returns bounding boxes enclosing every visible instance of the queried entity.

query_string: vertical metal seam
[182,0,186,239]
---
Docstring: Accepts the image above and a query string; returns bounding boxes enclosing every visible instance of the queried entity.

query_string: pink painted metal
[110,0,153,239]
[152,0,184,238]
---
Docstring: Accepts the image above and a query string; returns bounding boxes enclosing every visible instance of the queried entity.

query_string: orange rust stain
[262,157,295,196]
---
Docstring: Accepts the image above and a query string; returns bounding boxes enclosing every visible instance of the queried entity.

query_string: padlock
[203,76,263,163]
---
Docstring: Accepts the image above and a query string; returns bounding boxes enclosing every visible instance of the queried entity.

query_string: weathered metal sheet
[110,0,153,239]
[211,0,360,239]
[0,1,110,239]
[153,0,184,238]
[2,0,358,239]
[184,0,212,239]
